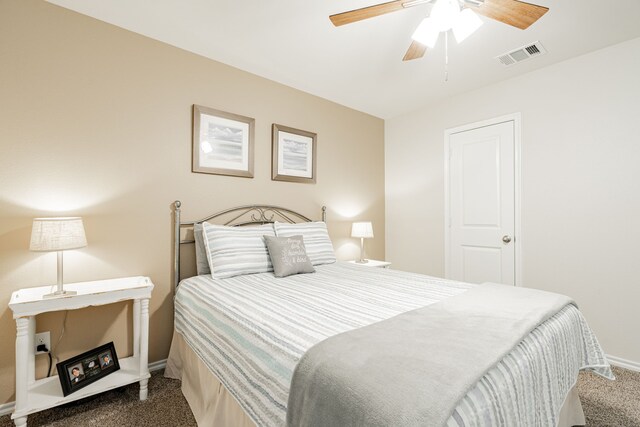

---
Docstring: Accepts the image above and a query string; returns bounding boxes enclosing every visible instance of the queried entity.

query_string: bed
[165,202,612,427]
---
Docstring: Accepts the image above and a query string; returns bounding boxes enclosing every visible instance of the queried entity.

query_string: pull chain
[445,31,449,82]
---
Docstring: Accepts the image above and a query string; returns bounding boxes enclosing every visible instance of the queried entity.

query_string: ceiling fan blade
[403,40,427,61]
[330,0,421,27]
[470,0,548,30]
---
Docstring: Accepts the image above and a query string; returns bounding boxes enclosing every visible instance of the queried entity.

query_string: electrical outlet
[35,331,50,355]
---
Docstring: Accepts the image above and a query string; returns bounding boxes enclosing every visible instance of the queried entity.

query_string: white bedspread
[174,262,612,427]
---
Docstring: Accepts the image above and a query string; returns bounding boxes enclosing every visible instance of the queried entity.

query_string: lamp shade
[430,0,460,32]
[351,222,374,239]
[412,17,440,49]
[452,9,483,44]
[29,217,87,252]
[412,0,481,48]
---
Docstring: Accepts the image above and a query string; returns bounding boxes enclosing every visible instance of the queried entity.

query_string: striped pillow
[203,222,275,279]
[273,221,336,266]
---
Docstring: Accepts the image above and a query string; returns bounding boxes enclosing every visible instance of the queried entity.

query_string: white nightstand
[348,259,391,269]
[8,276,154,427]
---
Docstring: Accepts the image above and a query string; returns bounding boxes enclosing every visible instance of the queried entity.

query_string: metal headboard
[173,200,326,290]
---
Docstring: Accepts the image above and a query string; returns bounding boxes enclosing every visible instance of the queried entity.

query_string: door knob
[502,235,512,244]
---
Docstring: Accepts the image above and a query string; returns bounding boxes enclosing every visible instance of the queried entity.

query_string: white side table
[348,259,391,268]
[8,276,154,427]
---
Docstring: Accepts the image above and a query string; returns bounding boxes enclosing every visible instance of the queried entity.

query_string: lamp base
[43,289,77,299]
[44,252,77,299]
[355,259,369,264]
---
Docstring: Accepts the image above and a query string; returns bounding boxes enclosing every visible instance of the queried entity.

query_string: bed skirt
[165,331,254,427]
[164,330,586,427]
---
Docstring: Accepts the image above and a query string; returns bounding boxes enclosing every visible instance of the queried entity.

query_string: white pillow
[193,223,211,275]
[273,221,336,266]
[203,222,275,279]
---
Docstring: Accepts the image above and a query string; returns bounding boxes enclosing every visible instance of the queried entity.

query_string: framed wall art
[272,124,317,184]
[56,342,120,396]
[192,105,255,178]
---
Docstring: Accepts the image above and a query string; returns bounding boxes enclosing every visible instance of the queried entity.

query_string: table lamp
[351,221,374,264]
[29,217,87,298]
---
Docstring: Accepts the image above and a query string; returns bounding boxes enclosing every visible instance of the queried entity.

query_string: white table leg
[27,317,35,385]
[139,298,149,400]
[133,299,141,358]
[14,317,30,426]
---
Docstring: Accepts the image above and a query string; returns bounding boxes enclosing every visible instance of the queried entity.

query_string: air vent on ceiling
[496,41,547,67]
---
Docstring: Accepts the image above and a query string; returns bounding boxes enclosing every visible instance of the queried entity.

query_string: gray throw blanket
[286,283,573,427]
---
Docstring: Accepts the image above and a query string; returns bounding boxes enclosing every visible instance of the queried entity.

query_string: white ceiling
[47,0,640,118]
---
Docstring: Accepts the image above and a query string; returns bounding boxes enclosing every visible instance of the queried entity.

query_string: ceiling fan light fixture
[411,17,440,48]
[430,0,460,32]
[452,8,483,44]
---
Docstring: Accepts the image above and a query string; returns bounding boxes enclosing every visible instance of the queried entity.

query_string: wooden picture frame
[56,342,120,397]
[192,105,255,178]
[272,124,317,184]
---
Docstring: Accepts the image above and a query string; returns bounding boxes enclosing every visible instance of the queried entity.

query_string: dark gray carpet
[0,367,638,426]
[0,370,195,427]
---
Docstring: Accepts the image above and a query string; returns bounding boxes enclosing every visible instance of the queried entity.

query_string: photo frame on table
[192,105,255,178]
[272,124,317,184]
[56,342,120,397]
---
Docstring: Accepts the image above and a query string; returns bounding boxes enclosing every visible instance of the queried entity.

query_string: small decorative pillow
[193,223,211,275]
[264,235,315,278]
[273,221,337,266]
[203,222,275,279]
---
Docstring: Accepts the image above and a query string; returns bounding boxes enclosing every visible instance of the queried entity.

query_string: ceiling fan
[329,0,549,61]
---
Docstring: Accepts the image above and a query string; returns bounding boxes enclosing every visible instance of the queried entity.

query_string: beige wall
[0,0,385,404]
[386,37,640,365]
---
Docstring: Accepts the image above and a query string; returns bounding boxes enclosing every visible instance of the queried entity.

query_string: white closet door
[448,120,516,285]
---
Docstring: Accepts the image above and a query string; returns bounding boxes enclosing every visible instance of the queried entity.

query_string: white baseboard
[0,359,168,418]
[149,358,167,372]
[0,401,15,417]
[607,354,640,372]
